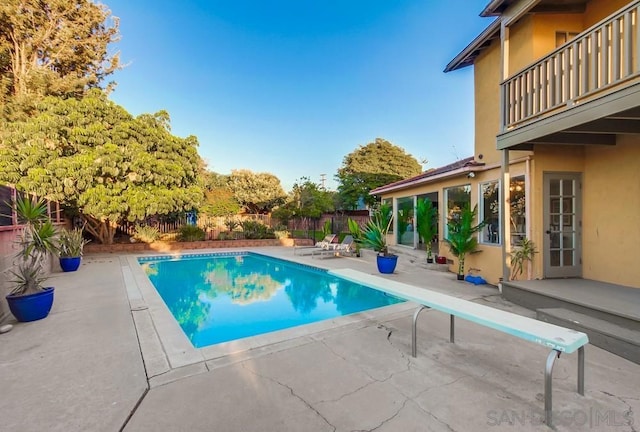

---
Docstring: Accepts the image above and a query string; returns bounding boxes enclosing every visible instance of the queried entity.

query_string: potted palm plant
[352,203,398,274]
[57,226,90,272]
[6,197,57,322]
[416,197,438,263]
[444,204,486,280]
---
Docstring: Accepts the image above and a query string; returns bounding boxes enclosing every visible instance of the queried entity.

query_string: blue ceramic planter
[60,256,81,272]
[376,255,398,274]
[6,287,55,322]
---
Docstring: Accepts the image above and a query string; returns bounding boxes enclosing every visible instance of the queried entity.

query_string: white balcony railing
[501,1,640,129]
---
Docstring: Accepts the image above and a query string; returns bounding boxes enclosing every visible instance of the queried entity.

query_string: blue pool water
[139,253,403,348]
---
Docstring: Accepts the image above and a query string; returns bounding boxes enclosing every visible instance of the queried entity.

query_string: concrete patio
[1,247,638,431]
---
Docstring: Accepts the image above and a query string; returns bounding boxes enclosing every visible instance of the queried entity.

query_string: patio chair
[293,234,337,255]
[312,235,355,259]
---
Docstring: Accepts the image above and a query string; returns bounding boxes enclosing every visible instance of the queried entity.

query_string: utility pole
[320,174,326,190]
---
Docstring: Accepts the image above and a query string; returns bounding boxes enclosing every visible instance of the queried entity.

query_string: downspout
[413,195,418,249]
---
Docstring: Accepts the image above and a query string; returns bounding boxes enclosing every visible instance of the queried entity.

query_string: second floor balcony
[499,1,640,149]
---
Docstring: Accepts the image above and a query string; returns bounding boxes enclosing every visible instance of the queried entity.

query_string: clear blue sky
[107,0,493,190]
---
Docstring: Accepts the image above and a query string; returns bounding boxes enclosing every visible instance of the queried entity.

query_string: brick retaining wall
[85,238,314,254]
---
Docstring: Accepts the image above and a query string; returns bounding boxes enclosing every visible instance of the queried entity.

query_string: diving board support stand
[412,305,586,429]
[412,306,456,357]
[544,347,585,427]
[329,267,589,430]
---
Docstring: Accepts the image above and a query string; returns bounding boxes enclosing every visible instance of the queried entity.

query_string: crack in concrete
[240,362,337,432]
[414,374,474,399]
[600,391,638,432]
[316,380,377,404]
[365,398,411,432]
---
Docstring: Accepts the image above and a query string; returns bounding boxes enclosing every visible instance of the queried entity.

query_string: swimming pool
[139,252,404,348]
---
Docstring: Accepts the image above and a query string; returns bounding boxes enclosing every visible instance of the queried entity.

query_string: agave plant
[57,227,90,257]
[358,203,394,256]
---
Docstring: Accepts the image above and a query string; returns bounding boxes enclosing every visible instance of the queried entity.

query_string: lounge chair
[293,234,337,255]
[311,235,355,259]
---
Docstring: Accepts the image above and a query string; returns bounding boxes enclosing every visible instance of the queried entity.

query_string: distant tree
[289,177,335,219]
[0,90,203,244]
[198,171,240,217]
[0,0,121,118]
[202,186,240,217]
[336,138,422,209]
[228,169,287,214]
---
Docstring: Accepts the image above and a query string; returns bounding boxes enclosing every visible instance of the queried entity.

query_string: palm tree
[416,197,438,262]
[445,204,486,278]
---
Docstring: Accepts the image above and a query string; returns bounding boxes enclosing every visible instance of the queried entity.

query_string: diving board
[329,268,589,428]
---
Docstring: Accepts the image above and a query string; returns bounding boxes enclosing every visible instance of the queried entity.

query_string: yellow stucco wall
[474,40,501,165]
[531,14,584,58]
[582,135,640,287]
[508,15,534,75]
[584,0,631,27]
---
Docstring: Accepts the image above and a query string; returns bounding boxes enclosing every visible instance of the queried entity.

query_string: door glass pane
[444,185,471,239]
[563,233,574,249]
[396,197,414,246]
[563,250,574,266]
[562,198,573,214]
[481,181,499,244]
[551,250,561,266]
[562,179,573,195]
[550,179,560,195]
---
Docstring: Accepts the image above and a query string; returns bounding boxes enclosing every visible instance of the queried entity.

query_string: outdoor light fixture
[467,172,475,178]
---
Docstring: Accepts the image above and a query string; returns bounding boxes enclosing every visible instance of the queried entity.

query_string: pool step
[536,308,640,364]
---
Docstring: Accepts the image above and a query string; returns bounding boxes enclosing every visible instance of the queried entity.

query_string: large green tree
[336,138,422,208]
[228,169,287,214]
[0,90,203,244]
[199,172,240,217]
[0,0,120,117]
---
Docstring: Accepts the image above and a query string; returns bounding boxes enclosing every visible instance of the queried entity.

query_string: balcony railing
[501,1,640,129]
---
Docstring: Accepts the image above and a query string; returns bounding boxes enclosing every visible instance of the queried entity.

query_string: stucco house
[374,0,639,289]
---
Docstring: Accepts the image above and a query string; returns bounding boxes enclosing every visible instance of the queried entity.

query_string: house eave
[444,18,501,72]
[370,166,484,196]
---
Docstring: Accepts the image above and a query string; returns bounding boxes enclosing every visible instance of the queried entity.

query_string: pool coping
[123,249,417,386]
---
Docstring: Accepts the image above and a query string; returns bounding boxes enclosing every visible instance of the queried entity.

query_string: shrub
[224,217,240,232]
[178,225,206,242]
[274,230,290,239]
[240,220,274,239]
[133,225,160,243]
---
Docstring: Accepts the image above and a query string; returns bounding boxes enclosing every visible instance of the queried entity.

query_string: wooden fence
[118,212,371,241]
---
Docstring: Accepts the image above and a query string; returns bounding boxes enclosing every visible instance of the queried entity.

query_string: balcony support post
[501,150,511,283]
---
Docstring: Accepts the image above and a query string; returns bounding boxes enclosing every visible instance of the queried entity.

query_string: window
[396,196,414,246]
[0,185,14,226]
[480,181,500,244]
[556,31,579,47]
[0,185,63,229]
[444,184,471,239]
[382,198,393,234]
[510,176,526,245]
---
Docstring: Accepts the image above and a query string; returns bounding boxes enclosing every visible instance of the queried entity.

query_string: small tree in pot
[444,204,486,280]
[416,197,438,263]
